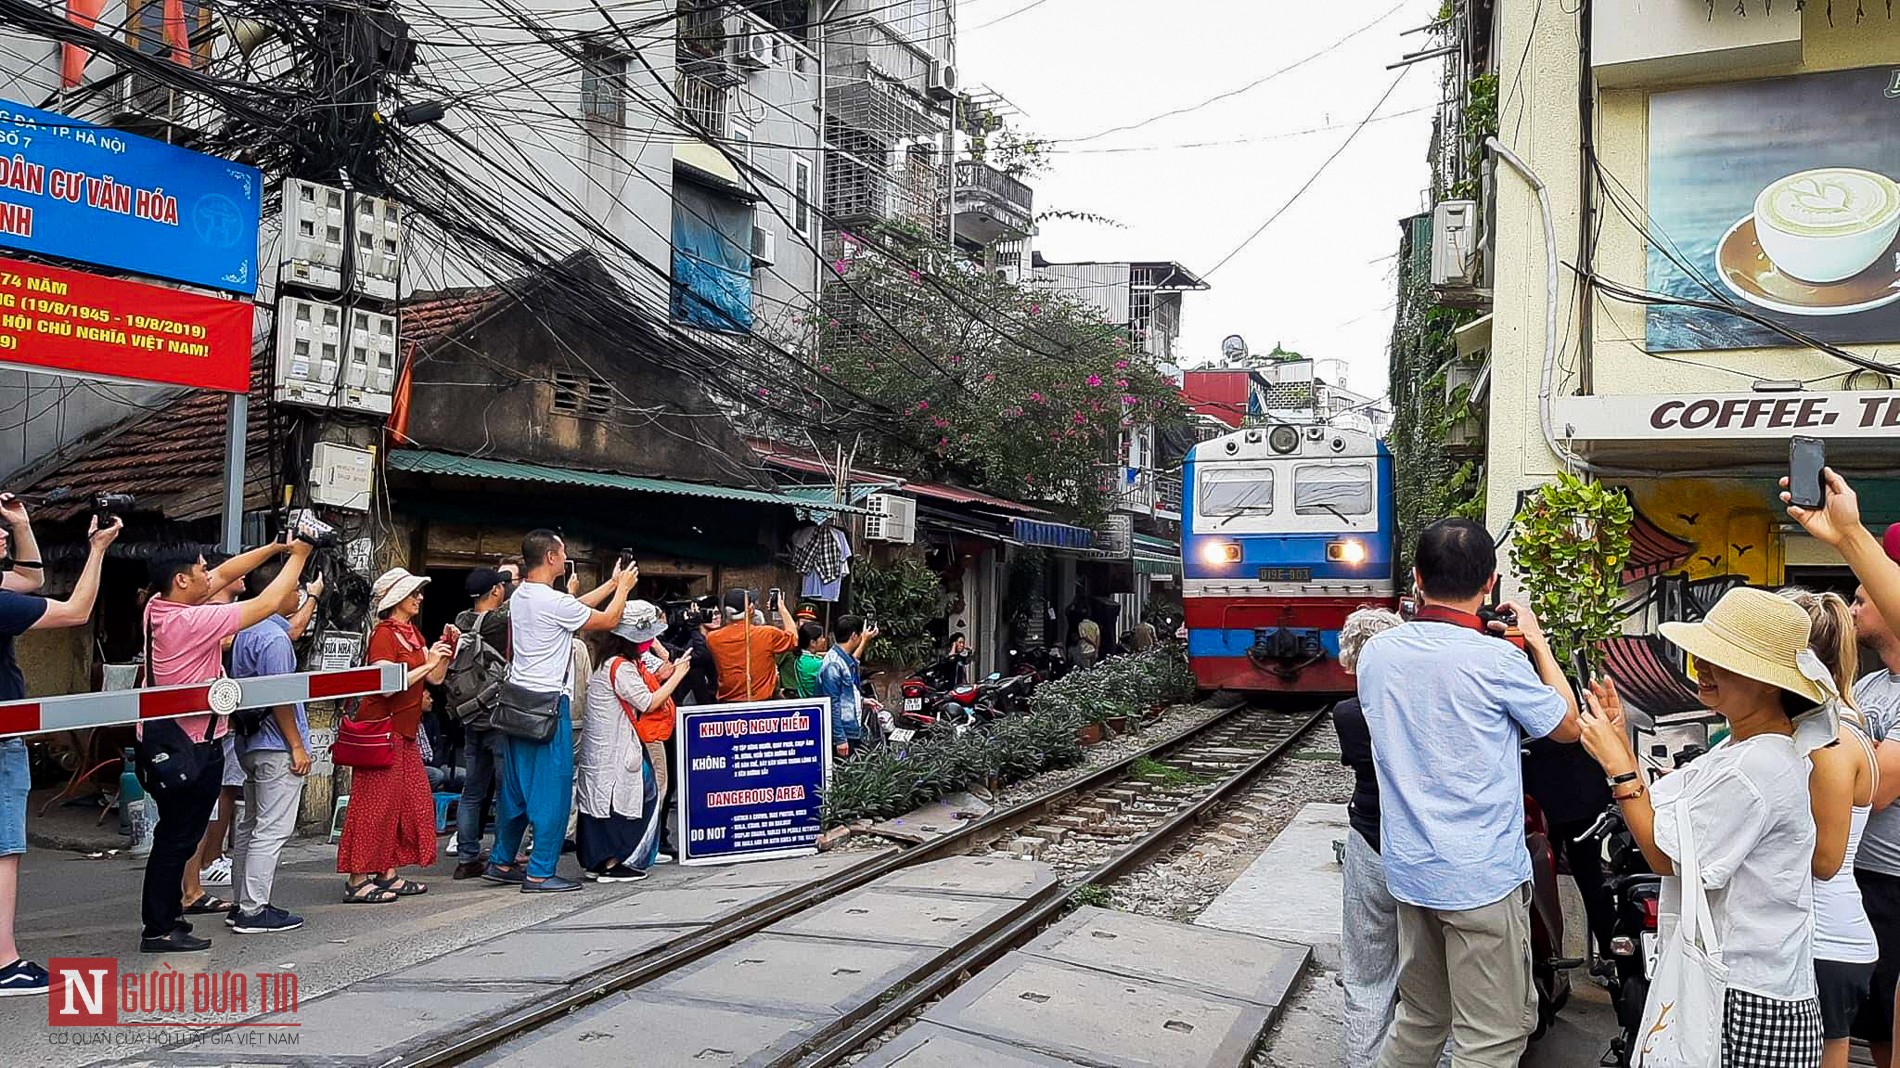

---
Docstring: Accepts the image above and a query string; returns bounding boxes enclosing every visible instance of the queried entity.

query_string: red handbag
[330,704,395,769]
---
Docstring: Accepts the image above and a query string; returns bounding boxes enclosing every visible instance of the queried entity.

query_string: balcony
[1111,468,1183,520]
[949,160,1033,248]
[676,68,730,137]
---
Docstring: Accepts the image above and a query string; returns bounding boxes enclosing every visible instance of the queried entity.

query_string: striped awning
[1011,518,1096,550]
[1599,634,1701,716]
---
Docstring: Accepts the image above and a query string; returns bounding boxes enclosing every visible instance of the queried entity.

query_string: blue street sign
[676,697,831,865]
[0,102,261,294]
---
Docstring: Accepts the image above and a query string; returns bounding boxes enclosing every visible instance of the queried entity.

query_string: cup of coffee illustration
[1752,167,1900,284]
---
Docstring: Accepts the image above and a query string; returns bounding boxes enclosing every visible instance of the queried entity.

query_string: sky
[957,0,1445,401]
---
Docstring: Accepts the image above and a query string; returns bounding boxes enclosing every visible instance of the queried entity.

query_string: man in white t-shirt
[482,530,635,893]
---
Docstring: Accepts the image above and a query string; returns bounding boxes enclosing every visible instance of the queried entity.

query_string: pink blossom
[819,364,833,373]
[1087,374,1102,387]
[1029,391,1044,403]
[1122,394,1138,405]
[1114,359,1129,370]
[916,400,929,411]
[832,259,848,274]
[982,373,996,383]
[758,387,769,396]
[1115,379,1128,389]
[1072,411,1087,425]
[908,270,922,284]
[1029,303,1042,316]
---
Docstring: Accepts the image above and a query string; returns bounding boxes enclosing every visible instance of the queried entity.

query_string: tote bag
[1634,797,1727,1068]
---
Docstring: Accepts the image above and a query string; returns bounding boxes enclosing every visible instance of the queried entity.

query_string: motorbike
[1525,794,1583,1040]
[891,669,1041,742]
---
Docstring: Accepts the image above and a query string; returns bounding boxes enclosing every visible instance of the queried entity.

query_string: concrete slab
[684,848,894,888]
[469,991,822,1068]
[542,882,784,929]
[869,793,992,843]
[1196,802,1347,968]
[167,984,540,1062]
[394,925,700,984]
[923,953,1273,1068]
[1023,906,1308,1009]
[768,886,1033,948]
[853,1022,1091,1068]
[880,856,1060,900]
[646,932,937,1016]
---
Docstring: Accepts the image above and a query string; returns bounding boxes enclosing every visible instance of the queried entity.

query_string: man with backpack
[447,565,515,880]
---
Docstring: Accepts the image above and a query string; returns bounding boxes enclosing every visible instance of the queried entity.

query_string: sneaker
[595,865,648,883]
[520,875,582,894]
[653,851,676,866]
[232,906,305,935]
[480,863,526,886]
[140,931,212,953]
[199,856,232,887]
[0,959,49,997]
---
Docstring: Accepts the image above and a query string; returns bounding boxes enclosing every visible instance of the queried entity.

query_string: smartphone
[564,560,577,584]
[1788,435,1826,510]
[767,587,782,610]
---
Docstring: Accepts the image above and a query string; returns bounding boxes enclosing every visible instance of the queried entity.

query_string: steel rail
[789,704,1328,1068]
[392,694,1294,1068]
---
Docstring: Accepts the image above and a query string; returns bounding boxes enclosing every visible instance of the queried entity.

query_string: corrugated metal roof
[1133,533,1178,554]
[752,444,1049,515]
[387,450,867,513]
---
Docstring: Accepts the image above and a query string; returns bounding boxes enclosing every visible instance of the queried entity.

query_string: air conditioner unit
[751,225,777,267]
[925,60,957,101]
[1098,514,1133,558]
[737,23,774,69]
[1430,199,1478,288]
[105,71,188,126]
[863,494,917,544]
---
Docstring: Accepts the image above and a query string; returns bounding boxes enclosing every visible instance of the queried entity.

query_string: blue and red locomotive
[1181,422,1397,695]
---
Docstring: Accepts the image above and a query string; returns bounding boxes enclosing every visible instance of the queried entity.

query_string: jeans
[231,749,300,914]
[137,740,223,939]
[457,727,506,863]
[1378,883,1536,1068]
[0,738,28,857]
[491,707,573,881]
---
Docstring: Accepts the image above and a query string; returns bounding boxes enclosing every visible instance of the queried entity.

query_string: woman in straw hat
[1580,587,1840,1067]
[337,569,455,904]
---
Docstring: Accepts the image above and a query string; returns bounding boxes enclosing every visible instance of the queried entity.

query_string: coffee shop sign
[1553,391,1900,440]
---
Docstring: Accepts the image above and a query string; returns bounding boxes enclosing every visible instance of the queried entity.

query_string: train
[1180,421,1397,696]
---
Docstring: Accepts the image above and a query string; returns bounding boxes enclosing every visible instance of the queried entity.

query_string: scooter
[1576,802,1662,1068]
[1525,794,1582,1040]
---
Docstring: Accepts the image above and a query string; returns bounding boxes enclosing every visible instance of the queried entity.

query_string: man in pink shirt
[137,538,311,953]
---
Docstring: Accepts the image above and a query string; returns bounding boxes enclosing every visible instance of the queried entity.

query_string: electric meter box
[309,442,375,512]
[279,177,402,301]
[273,297,398,415]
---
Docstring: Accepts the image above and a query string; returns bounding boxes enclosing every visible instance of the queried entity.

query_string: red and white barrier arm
[0,664,405,739]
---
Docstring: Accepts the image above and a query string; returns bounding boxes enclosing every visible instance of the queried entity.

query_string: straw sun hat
[371,568,432,613]
[1659,587,1838,706]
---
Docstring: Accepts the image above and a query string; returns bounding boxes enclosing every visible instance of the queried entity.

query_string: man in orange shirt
[706,588,797,702]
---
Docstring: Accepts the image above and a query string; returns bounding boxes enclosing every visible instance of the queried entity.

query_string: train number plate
[1258,567,1311,582]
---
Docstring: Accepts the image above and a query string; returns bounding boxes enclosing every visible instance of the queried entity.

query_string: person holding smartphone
[706,587,798,702]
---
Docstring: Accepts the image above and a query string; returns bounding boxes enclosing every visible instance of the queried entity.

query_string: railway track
[384,697,1330,1068]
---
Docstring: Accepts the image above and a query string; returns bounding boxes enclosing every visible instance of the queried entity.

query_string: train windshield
[1197,467,1275,517]
[1293,463,1374,518]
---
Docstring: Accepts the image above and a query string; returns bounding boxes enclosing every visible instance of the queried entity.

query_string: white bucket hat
[371,567,431,613]
[613,599,667,643]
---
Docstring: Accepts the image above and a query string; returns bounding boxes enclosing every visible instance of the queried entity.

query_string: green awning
[1133,533,1178,555]
[387,450,868,513]
[1134,552,1178,576]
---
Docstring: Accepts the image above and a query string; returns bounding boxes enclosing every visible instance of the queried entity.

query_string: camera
[287,508,340,548]
[91,493,135,526]
[1476,605,1518,631]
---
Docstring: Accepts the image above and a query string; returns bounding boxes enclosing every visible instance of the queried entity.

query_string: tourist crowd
[1335,469,1900,1068]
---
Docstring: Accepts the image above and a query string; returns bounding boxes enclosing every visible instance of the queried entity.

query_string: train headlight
[1268,426,1300,454]
[1200,542,1242,566]
[1327,539,1368,565]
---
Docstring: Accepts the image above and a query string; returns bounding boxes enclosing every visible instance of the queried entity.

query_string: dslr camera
[287,508,340,549]
[91,493,135,526]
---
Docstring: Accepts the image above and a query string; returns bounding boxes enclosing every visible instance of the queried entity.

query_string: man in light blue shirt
[1357,518,1579,1068]
[227,557,312,936]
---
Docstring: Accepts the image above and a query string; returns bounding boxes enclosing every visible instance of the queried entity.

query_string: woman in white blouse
[1580,587,1838,1068]
[576,601,692,882]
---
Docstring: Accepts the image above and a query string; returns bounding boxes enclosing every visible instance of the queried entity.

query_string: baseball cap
[466,567,511,597]
[722,588,754,614]
[1884,523,1900,564]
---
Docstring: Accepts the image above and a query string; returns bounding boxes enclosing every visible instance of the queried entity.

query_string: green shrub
[820,647,1193,827]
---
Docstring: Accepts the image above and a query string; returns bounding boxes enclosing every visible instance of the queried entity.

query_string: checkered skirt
[1724,989,1823,1068]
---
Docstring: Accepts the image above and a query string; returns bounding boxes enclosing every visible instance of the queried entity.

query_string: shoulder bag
[1632,792,1726,1068]
[133,610,214,795]
[330,622,402,768]
[491,635,570,743]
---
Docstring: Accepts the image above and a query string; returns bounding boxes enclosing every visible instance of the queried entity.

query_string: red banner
[0,255,252,392]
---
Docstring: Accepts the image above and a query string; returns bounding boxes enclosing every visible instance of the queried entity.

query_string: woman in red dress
[337,568,454,903]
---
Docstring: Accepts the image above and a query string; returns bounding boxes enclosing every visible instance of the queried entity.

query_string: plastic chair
[329,794,350,844]
[433,792,459,835]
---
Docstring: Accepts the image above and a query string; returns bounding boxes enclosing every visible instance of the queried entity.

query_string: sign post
[676,697,830,866]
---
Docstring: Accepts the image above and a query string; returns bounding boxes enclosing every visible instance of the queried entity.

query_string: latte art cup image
[1752,167,1900,283]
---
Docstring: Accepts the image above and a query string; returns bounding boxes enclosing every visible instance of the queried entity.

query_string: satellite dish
[1220,334,1248,362]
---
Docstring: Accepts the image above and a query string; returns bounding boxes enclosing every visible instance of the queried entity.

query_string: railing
[953,160,1033,213]
[1110,469,1183,518]
[676,68,730,136]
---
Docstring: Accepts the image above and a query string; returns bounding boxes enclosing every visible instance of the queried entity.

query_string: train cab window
[1197,467,1275,516]
[1293,463,1373,517]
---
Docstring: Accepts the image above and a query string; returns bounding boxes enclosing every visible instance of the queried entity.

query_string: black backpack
[444,609,508,722]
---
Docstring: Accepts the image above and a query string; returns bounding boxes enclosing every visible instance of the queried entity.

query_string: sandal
[343,880,397,904]
[182,895,233,916]
[377,876,428,897]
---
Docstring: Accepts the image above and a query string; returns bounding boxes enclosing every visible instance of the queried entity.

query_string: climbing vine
[1510,474,1634,673]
